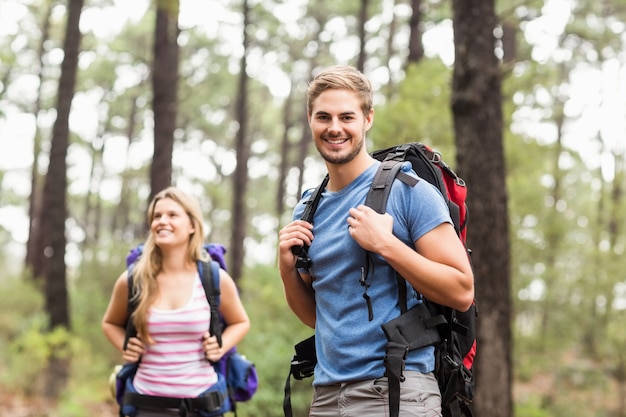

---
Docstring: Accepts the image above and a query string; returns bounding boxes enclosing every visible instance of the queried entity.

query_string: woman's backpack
[110,243,258,417]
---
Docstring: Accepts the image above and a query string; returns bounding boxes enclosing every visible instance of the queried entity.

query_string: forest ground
[0,393,118,417]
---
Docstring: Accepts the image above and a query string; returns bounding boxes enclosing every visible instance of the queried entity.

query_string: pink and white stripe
[133,274,218,397]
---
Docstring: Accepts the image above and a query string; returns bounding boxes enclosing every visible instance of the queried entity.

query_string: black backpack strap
[125,260,222,349]
[283,335,316,417]
[199,259,223,348]
[300,175,329,223]
[123,390,226,416]
[283,368,295,417]
[384,341,408,417]
[366,152,418,214]
[123,264,139,351]
[291,175,330,269]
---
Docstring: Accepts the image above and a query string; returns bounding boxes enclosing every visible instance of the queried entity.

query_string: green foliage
[0,282,75,396]
[0,250,314,415]
[234,263,314,416]
[514,399,552,417]
[370,60,455,160]
[2,0,626,415]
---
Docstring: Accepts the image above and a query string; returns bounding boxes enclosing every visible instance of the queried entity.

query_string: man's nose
[328,118,342,133]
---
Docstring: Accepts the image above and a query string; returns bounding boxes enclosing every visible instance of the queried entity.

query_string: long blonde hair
[130,186,208,343]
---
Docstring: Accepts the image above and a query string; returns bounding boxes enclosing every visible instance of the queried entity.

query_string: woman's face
[150,197,195,249]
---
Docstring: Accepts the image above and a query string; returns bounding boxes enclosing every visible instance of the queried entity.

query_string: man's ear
[365,109,374,131]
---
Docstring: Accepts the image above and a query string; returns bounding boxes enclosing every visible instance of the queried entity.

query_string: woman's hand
[122,336,145,363]
[203,332,223,362]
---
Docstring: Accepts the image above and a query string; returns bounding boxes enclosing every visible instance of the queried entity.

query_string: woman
[102,187,250,416]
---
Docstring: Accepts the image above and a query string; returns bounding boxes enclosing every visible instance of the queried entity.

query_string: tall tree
[25,0,54,279]
[356,0,369,72]
[38,0,85,397]
[407,0,424,64]
[451,0,511,416]
[230,0,251,280]
[150,0,180,201]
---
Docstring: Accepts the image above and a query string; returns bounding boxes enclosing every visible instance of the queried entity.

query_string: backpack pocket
[226,351,258,402]
[381,302,441,349]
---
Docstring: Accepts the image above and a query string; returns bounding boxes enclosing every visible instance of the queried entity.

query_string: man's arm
[278,220,317,327]
[348,205,474,312]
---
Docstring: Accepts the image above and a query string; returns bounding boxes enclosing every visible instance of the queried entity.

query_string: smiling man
[278,65,474,417]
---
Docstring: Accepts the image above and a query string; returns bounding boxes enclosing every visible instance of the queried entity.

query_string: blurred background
[0,0,624,416]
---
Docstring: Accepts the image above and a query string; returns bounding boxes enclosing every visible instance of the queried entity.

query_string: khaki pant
[310,371,442,417]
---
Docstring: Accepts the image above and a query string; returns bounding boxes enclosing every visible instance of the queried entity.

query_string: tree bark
[39,0,84,398]
[150,0,179,202]
[26,0,54,280]
[230,0,250,281]
[451,1,512,416]
[356,0,369,72]
[407,0,424,64]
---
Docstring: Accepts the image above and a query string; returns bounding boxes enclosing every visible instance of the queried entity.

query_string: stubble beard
[317,134,365,165]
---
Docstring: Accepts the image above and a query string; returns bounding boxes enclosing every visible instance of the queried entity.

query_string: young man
[278,65,474,417]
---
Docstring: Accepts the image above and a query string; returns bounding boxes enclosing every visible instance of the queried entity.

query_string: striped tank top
[132,273,218,397]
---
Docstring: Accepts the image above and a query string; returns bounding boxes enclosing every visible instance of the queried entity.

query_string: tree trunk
[407,0,424,64]
[230,0,250,281]
[356,0,369,72]
[26,0,54,280]
[150,0,179,202]
[451,1,511,416]
[40,0,84,398]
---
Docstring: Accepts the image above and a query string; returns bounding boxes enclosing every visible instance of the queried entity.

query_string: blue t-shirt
[292,161,452,386]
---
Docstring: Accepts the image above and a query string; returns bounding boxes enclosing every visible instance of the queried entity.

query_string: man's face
[309,89,373,166]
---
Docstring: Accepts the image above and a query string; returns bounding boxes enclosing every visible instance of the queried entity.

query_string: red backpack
[369,143,476,417]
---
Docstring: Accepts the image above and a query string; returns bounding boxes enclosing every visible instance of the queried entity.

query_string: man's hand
[347,205,394,253]
[278,220,314,271]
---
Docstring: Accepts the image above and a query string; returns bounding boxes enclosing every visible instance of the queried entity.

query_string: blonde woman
[103,187,250,417]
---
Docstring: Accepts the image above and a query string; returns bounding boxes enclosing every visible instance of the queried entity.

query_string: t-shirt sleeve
[392,176,452,243]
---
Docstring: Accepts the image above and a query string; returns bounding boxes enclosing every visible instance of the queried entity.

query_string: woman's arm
[203,269,251,361]
[101,271,145,362]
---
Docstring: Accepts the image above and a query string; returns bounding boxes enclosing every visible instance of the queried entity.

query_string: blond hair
[131,186,208,343]
[306,65,373,117]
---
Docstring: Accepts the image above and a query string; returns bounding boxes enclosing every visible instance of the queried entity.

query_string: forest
[0,0,624,416]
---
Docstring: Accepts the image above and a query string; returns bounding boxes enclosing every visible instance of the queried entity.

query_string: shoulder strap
[365,146,418,214]
[299,175,329,223]
[123,260,224,350]
[199,259,223,348]
[123,265,139,351]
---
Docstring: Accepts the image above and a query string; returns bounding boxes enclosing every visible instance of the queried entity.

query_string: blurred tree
[38,0,85,398]
[150,0,180,201]
[230,0,250,280]
[452,0,510,416]
[356,0,369,72]
[25,0,53,279]
[407,0,424,64]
